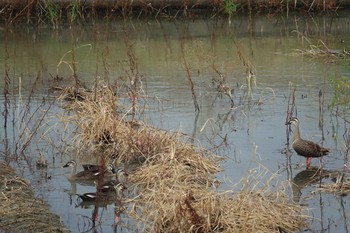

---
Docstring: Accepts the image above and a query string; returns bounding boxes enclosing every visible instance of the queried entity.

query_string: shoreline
[0,0,349,23]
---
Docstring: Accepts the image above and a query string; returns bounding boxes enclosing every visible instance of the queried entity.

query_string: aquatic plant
[223,0,239,24]
[43,0,60,29]
[212,67,234,107]
[292,37,350,60]
[56,44,92,88]
[180,40,200,113]
[68,0,81,23]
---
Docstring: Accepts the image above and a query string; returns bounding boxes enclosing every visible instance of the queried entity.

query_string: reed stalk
[318,89,325,139]
[3,57,10,129]
[123,24,140,121]
[180,40,200,113]
[341,126,350,188]
[70,28,80,88]
[286,85,296,144]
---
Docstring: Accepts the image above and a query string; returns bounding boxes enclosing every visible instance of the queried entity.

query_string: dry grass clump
[292,40,350,59]
[319,175,350,196]
[128,163,308,233]
[0,162,69,233]
[57,85,221,166]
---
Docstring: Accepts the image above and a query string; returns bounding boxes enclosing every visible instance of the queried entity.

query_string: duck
[82,164,100,172]
[76,183,127,202]
[287,117,330,168]
[82,162,115,173]
[62,160,114,181]
[97,169,129,192]
[114,168,129,182]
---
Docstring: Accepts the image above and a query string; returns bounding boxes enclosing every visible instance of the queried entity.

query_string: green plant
[68,0,80,23]
[224,0,238,24]
[44,0,60,28]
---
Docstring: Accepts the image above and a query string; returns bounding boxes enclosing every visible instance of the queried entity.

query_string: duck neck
[70,165,77,176]
[292,123,301,143]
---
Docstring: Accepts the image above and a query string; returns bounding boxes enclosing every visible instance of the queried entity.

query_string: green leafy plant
[44,0,60,28]
[224,0,238,13]
[224,0,239,24]
[68,0,80,23]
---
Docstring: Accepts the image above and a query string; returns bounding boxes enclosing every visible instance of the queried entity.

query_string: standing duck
[287,117,330,168]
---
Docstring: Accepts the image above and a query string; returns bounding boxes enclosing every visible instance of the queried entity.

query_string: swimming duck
[77,183,127,201]
[115,168,129,182]
[287,117,330,168]
[82,162,115,173]
[97,169,129,192]
[62,160,114,181]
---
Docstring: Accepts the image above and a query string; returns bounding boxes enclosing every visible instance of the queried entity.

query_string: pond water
[1,11,350,232]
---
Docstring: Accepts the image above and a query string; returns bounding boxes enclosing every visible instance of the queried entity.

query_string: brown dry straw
[0,162,69,233]
[319,178,350,196]
[128,162,309,232]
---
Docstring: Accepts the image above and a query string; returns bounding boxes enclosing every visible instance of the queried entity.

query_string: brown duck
[287,117,330,168]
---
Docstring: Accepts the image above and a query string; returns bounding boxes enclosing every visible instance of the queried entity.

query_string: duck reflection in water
[292,167,338,203]
[76,183,126,208]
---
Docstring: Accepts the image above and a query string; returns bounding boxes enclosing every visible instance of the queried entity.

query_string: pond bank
[0,162,69,233]
[1,0,350,9]
[0,0,348,23]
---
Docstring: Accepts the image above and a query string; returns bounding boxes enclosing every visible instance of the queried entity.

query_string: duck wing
[74,170,100,180]
[82,164,100,172]
[293,139,330,158]
[77,193,96,201]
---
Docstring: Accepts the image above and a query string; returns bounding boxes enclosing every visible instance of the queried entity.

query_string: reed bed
[57,84,309,232]
[0,162,69,233]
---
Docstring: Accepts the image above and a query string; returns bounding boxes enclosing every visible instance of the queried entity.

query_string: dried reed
[180,40,200,113]
[0,162,69,233]
[129,164,309,233]
[319,176,350,196]
[285,84,296,144]
[292,40,350,59]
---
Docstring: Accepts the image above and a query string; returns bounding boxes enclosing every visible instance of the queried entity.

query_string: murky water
[1,12,350,232]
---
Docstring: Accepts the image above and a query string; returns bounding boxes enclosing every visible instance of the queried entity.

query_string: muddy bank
[0,0,350,23]
[1,0,350,9]
[0,162,69,233]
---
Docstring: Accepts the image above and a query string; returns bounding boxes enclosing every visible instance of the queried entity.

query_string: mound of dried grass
[56,84,309,232]
[57,85,221,166]
[319,174,350,196]
[129,161,308,233]
[0,162,69,233]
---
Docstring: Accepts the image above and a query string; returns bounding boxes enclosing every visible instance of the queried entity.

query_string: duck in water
[287,117,329,168]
